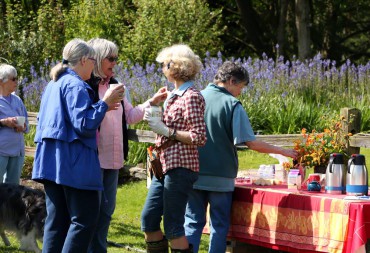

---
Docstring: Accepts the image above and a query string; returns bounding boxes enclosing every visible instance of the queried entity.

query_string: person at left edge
[31,38,123,253]
[0,63,29,184]
[86,38,167,253]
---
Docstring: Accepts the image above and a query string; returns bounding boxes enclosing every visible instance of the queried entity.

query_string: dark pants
[42,181,100,253]
[88,169,119,253]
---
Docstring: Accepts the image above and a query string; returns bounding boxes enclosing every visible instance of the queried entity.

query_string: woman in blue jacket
[32,38,124,253]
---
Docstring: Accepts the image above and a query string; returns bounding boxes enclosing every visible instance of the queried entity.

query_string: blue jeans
[42,181,100,253]
[88,169,119,253]
[0,155,24,184]
[141,167,198,240]
[185,189,233,253]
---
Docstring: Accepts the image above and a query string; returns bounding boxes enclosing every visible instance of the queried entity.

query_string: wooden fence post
[340,107,361,155]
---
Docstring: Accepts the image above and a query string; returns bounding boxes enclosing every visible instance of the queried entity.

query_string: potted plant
[292,117,352,174]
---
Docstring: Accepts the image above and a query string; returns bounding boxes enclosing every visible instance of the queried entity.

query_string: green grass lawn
[2,148,370,252]
[104,181,211,253]
[0,181,210,253]
[238,147,370,172]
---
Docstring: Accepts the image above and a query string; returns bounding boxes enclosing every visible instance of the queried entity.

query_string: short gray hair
[0,64,17,83]
[214,61,249,85]
[50,38,95,81]
[88,38,118,78]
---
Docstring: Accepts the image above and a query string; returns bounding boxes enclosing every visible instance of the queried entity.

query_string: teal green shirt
[194,83,255,192]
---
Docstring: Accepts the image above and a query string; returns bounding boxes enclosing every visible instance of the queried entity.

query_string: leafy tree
[36,0,66,61]
[0,0,41,77]
[0,0,66,78]
[209,0,370,64]
[65,0,134,49]
[122,0,224,64]
[2,0,370,78]
[311,0,370,63]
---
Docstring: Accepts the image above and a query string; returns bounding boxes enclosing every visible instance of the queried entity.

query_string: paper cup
[110,83,125,98]
[110,83,124,89]
[16,116,25,126]
[147,106,162,121]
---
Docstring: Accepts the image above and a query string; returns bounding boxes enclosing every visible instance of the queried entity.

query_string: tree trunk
[235,0,270,54]
[295,0,311,60]
[277,0,289,56]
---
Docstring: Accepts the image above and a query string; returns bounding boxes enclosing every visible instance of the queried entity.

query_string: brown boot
[146,237,169,253]
[170,244,193,253]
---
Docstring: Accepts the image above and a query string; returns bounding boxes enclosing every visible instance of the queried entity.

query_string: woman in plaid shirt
[141,44,207,253]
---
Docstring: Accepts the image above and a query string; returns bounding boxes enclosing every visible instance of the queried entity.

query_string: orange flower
[293,117,350,167]
[282,162,292,171]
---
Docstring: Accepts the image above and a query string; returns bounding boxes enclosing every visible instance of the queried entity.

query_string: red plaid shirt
[156,84,207,173]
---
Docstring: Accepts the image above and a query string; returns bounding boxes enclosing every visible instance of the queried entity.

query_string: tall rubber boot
[170,244,193,253]
[146,237,169,253]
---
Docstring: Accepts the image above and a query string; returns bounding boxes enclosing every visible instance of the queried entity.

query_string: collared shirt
[156,81,207,173]
[0,93,29,157]
[97,82,150,169]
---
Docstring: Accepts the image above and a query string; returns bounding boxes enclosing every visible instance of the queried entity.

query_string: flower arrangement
[292,117,352,168]
[282,161,292,171]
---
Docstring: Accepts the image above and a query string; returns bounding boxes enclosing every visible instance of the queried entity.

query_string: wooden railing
[24,108,370,157]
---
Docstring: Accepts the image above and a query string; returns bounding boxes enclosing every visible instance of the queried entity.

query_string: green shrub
[122,0,223,64]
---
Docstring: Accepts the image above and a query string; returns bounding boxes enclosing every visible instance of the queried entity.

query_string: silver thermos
[325,153,345,194]
[346,154,368,196]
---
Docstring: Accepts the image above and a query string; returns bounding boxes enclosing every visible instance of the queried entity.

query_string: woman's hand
[1,117,18,128]
[102,85,124,110]
[14,124,26,133]
[149,87,168,106]
[0,117,25,132]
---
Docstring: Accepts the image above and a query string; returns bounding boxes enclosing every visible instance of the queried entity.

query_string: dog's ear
[21,194,45,234]
[23,194,36,208]
[17,195,33,234]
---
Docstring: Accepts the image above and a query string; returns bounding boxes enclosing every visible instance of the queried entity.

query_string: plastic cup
[16,116,25,126]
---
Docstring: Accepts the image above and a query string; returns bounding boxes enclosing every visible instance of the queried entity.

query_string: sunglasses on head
[106,56,118,62]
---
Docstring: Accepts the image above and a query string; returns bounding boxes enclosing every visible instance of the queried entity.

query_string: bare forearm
[246,140,296,158]
[171,129,193,145]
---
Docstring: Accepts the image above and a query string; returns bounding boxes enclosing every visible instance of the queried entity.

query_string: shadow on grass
[108,218,210,252]
[108,221,146,250]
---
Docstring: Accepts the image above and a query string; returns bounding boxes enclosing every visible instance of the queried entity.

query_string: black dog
[0,183,46,253]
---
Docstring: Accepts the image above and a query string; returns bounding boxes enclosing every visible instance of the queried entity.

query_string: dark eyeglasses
[10,77,18,82]
[106,56,118,62]
[159,61,172,69]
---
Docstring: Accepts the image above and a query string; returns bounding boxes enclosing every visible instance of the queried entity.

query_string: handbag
[147,140,177,179]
